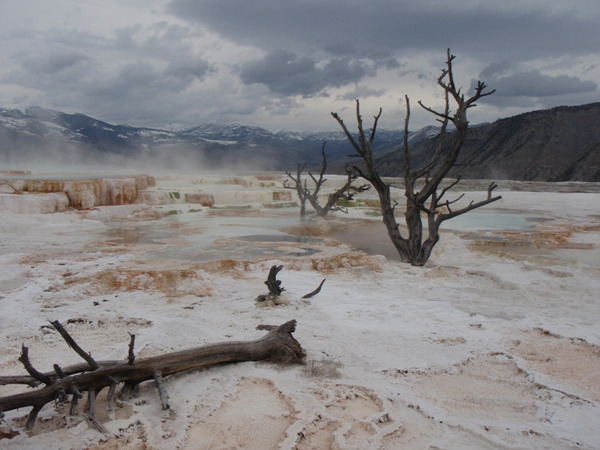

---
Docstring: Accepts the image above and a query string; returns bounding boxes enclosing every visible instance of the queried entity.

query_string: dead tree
[284,142,370,217]
[0,319,305,431]
[332,49,502,266]
[306,143,370,216]
[284,162,309,216]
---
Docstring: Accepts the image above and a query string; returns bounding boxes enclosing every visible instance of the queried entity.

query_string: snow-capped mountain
[182,122,279,144]
[3,104,598,180]
[0,106,185,150]
[407,125,440,145]
[0,106,409,169]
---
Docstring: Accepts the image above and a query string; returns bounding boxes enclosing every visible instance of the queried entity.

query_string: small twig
[302,279,326,299]
[50,320,98,371]
[84,414,110,434]
[256,324,277,331]
[487,181,498,199]
[128,333,136,366]
[153,372,170,410]
[107,379,118,411]
[18,345,52,387]
[53,364,66,379]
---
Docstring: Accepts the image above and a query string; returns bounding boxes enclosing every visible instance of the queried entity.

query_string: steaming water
[100,207,579,265]
[0,171,142,180]
[103,212,324,262]
[440,211,551,231]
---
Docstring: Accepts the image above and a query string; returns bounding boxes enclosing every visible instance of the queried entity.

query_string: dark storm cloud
[476,60,597,102]
[239,50,374,96]
[2,1,599,131]
[167,0,600,59]
[491,71,597,97]
[165,59,213,82]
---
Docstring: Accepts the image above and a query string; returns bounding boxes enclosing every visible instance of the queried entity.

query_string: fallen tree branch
[50,320,98,370]
[153,372,170,410]
[302,279,326,299]
[0,320,305,431]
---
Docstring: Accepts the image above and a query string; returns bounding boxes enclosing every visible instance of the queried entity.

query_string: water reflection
[329,211,551,261]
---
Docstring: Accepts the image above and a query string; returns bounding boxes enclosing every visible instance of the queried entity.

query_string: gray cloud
[239,50,374,96]
[492,71,596,97]
[168,0,600,60]
[476,61,597,102]
[113,22,197,60]
[1,1,599,132]
[21,52,91,75]
[165,59,213,82]
[336,86,387,102]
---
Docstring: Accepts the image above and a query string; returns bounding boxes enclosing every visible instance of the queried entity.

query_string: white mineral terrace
[0,171,599,448]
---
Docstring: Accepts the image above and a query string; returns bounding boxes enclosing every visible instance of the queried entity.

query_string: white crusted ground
[0,173,599,449]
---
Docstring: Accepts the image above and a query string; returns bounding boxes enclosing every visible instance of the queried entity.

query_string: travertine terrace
[0,172,599,449]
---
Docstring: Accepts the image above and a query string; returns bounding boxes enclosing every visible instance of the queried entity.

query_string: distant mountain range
[0,106,405,171]
[368,103,600,182]
[1,104,599,180]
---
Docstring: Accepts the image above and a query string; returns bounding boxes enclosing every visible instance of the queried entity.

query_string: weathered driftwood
[256,264,285,302]
[0,319,305,431]
[265,264,284,295]
[302,279,326,299]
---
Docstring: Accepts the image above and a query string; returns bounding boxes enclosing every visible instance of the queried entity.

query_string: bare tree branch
[369,108,383,146]
[403,95,411,178]
[18,346,52,387]
[50,320,98,371]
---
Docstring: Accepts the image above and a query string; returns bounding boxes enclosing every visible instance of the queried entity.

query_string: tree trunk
[0,320,305,429]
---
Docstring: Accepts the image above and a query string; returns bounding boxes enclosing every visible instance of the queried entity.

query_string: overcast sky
[0,0,598,132]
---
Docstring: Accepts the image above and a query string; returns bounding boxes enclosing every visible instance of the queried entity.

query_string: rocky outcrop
[0,192,69,214]
[137,191,172,206]
[184,193,215,207]
[210,190,291,204]
[0,175,155,211]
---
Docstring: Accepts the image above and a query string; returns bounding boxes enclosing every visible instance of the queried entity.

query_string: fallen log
[0,319,305,431]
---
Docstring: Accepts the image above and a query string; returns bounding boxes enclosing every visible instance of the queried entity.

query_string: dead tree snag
[284,162,309,216]
[332,49,501,266]
[0,320,305,431]
[256,265,287,304]
[284,142,369,217]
